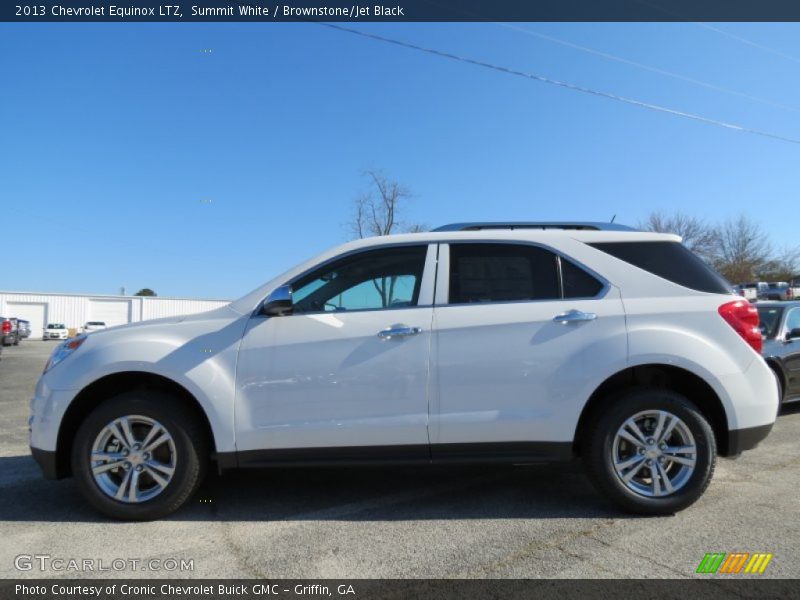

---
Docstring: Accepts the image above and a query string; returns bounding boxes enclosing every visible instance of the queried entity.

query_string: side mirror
[261,284,293,317]
[786,328,800,342]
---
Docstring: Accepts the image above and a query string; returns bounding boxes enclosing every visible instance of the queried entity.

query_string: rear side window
[449,244,560,303]
[447,244,603,304]
[590,241,731,294]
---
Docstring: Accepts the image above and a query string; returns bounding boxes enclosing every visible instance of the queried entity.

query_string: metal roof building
[0,291,230,339]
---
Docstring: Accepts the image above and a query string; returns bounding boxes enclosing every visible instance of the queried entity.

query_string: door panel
[234,244,437,453]
[431,294,626,445]
[236,309,433,451]
[430,242,627,449]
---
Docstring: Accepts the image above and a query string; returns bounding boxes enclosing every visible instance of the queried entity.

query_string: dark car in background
[1,317,20,346]
[758,301,800,404]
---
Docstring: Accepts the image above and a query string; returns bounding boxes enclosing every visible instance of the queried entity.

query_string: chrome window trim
[435,240,610,306]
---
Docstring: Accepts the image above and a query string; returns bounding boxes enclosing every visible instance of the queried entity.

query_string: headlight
[44,335,87,373]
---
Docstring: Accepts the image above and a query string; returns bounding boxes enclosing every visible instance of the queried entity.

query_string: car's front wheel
[71,392,208,520]
[583,388,716,515]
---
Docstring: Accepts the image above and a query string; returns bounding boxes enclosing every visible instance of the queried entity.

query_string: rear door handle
[377,325,423,340]
[553,309,597,324]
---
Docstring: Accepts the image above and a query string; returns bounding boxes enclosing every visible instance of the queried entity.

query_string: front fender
[39,310,250,453]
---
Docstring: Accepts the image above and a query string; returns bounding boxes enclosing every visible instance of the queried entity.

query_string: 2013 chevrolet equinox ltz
[29,222,779,520]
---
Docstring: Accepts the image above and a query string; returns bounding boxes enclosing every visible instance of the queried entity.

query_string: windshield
[47,324,65,329]
[757,306,784,339]
[86,322,105,326]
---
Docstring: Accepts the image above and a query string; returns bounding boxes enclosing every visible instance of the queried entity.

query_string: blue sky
[2,23,799,299]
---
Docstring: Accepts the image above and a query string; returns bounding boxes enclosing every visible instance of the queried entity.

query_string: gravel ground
[1,341,798,579]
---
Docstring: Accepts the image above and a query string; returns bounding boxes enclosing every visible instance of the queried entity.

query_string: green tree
[134,288,157,297]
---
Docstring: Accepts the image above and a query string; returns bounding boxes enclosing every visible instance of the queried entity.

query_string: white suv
[29,222,779,520]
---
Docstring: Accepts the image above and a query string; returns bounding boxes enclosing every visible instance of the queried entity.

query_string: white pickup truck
[737,282,762,302]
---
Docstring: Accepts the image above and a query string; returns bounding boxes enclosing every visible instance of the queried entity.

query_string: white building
[0,291,230,339]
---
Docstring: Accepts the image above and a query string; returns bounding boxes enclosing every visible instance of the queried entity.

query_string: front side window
[757,306,784,338]
[785,308,800,333]
[291,246,427,313]
[448,244,561,304]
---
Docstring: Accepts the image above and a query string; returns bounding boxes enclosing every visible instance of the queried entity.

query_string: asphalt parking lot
[1,341,798,579]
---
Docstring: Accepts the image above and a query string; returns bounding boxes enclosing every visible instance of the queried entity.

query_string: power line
[498,23,800,114]
[696,23,800,65]
[629,0,800,64]
[316,22,800,145]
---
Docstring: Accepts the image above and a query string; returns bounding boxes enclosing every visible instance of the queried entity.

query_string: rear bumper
[724,422,774,457]
[31,447,60,480]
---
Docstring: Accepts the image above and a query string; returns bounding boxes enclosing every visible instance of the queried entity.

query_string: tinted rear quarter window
[590,241,731,294]
[561,257,604,298]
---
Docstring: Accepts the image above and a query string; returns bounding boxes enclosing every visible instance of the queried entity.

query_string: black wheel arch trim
[724,423,773,457]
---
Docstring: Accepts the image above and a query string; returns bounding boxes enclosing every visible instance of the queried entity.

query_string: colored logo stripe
[744,553,773,574]
[719,553,749,573]
[697,553,726,573]
[696,552,773,574]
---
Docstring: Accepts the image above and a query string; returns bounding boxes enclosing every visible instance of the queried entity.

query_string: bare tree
[638,211,718,262]
[351,170,411,238]
[758,246,800,282]
[347,170,424,307]
[714,215,772,283]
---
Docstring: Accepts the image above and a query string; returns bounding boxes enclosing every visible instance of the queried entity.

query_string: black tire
[582,388,716,515]
[71,391,208,520]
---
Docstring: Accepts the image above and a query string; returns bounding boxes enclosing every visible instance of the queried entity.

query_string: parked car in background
[43,323,69,341]
[1,317,20,346]
[29,222,779,520]
[758,301,800,404]
[82,321,107,334]
[760,282,793,301]
[736,282,761,302]
[17,320,31,339]
[792,278,800,300]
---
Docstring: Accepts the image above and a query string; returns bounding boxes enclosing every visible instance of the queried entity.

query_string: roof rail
[431,221,637,232]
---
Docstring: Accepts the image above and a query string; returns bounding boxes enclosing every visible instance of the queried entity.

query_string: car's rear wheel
[583,388,716,515]
[71,392,208,520]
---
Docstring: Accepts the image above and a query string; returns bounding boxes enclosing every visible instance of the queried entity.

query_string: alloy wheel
[612,410,697,497]
[89,415,177,503]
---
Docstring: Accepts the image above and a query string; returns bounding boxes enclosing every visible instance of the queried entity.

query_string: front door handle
[377,325,423,340]
[553,309,597,324]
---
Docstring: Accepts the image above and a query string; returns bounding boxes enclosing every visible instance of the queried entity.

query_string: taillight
[1,321,10,334]
[718,300,762,353]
